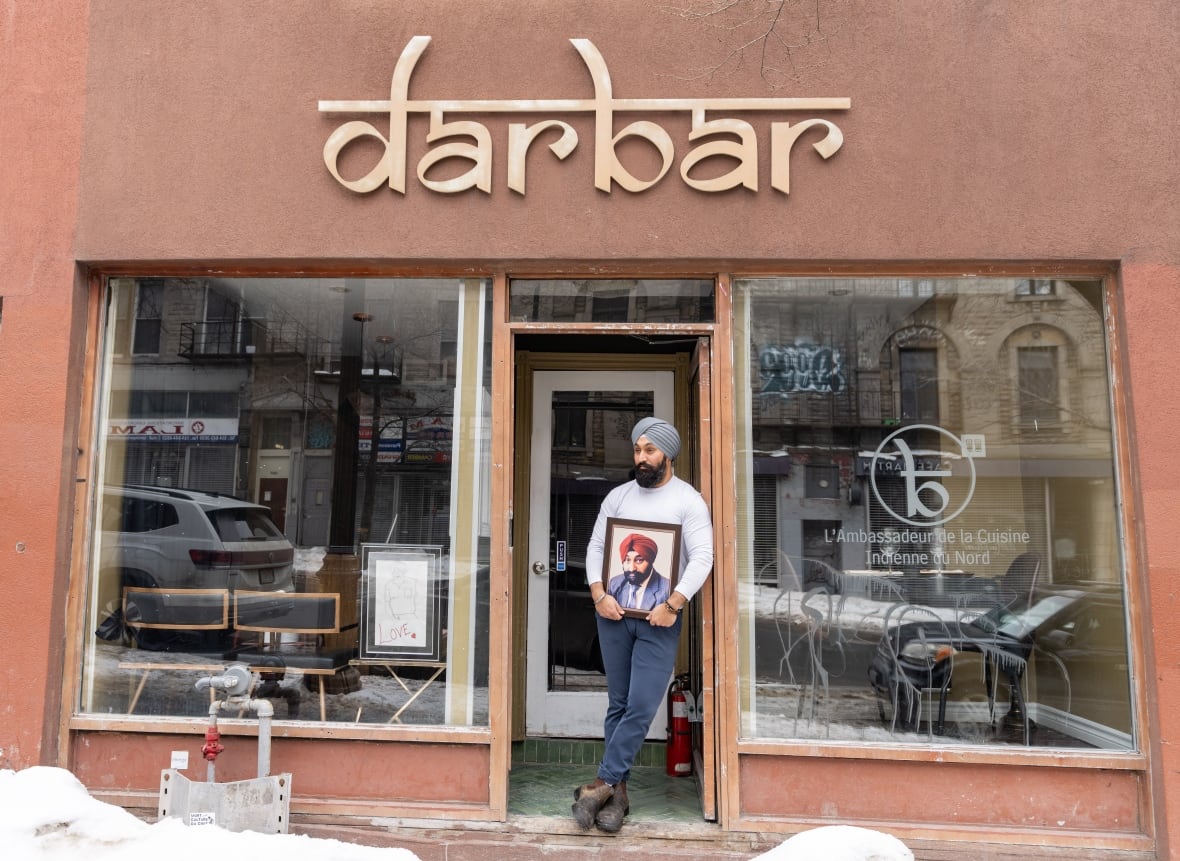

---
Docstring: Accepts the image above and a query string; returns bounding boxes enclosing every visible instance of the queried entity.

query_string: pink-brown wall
[0,0,89,768]
[740,754,1143,836]
[1122,260,1180,857]
[73,1,1175,265]
[73,734,490,807]
[4,0,1179,854]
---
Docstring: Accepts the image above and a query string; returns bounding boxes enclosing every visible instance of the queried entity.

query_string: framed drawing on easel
[359,543,445,662]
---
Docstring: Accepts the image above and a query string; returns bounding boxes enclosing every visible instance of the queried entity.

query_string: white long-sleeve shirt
[585,475,714,602]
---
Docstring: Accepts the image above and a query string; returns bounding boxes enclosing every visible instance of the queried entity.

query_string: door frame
[510,346,719,818]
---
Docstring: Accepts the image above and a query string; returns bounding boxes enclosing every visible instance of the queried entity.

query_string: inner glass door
[525,370,673,737]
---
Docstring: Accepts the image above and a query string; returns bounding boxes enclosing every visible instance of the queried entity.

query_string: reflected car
[867,585,1128,734]
[97,485,295,649]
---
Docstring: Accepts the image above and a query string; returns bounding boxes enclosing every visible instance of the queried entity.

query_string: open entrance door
[525,369,674,736]
[513,345,717,821]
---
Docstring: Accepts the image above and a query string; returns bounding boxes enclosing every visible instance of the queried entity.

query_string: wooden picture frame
[359,543,445,661]
[601,518,682,619]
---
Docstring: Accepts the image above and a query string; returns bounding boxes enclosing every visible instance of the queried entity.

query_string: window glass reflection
[509,278,714,323]
[84,277,492,727]
[734,277,1132,750]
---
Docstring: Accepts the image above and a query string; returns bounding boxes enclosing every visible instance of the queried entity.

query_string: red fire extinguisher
[666,674,693,777]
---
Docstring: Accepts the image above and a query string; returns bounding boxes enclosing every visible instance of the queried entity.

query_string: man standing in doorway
[574,417,714,832]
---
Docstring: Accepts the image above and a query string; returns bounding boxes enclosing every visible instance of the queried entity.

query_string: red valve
[201,726,224,762]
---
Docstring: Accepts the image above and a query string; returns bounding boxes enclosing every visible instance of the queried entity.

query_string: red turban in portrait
[618,533,658,563]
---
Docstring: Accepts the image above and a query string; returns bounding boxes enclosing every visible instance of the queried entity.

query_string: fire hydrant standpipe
[202,724,224,764]
[194,664,274,782]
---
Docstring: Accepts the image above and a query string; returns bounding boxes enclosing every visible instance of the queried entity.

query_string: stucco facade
[2,2,1178,857]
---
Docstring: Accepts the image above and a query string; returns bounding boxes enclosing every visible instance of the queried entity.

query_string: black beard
[635,458,667,488]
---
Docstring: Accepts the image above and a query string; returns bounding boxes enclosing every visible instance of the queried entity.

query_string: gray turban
[631,417,681,460]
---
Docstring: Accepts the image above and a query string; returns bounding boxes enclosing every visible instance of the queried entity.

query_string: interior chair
[116,586,232,713]
[991,551,1043,736]
[876,603,955,738]
[224,591,357,720]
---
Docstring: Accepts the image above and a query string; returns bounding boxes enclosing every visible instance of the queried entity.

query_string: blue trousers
[595,614,681,785]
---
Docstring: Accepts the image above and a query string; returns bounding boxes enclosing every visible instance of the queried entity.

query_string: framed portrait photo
[601,518,682,619]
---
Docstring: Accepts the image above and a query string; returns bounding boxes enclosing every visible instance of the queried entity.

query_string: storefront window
[509,278,714,323]
[82,277,492,727]
[733,277,1133,750]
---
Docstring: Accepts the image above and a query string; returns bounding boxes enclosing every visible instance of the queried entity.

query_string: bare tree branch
[662,0,852,89]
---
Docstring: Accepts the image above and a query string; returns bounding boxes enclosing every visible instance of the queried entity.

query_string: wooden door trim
[711,272,739,829]
[488,273,513,819]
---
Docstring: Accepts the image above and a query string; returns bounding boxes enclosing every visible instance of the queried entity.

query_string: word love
[378,622,418,644]
[319,37,850,196]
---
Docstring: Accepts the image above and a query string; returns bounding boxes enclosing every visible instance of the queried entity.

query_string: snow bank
[755,825,914,860]
[0,767,420,861]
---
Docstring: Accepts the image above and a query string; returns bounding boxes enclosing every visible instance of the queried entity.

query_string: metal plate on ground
[158,769,292,833]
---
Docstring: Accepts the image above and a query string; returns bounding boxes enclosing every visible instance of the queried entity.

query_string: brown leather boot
[594,780,629,833]
[571,778,614,830]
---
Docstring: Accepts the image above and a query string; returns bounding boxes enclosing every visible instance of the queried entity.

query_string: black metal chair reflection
[948,609,1032,743]
[871,603,956,738]
[872,592,1068,746]
[956,551,1043,741]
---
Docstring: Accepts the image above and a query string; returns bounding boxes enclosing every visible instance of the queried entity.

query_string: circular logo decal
[869,424,976,527]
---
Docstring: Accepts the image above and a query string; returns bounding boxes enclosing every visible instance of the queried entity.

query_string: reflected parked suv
[98,485,295,649]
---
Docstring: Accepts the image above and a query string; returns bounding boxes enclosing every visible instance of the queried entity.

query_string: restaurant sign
[320,37,850,196]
